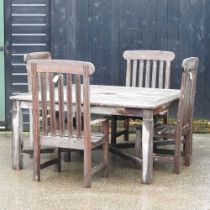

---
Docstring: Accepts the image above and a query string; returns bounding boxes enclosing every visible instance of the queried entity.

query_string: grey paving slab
[0,134,210,210]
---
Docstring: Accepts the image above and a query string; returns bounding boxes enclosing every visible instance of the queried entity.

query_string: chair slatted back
[28,60,95,141]
[176,57,198,135]
[24,52,51,92]
[123,50,175,88]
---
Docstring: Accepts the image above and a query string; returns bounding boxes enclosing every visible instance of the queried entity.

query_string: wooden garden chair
[111,50,175,144]
[29,59,109,188]
[23,52,52,155]
[136,57,199,173]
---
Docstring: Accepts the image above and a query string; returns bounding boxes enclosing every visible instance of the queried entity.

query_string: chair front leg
[84,147,91,188]
[33,141,41,181]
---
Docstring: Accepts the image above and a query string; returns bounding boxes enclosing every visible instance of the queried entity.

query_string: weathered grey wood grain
[75,75,82,138]
[132,60,137,87]
[10,83,180,184]
[24,52,52,93]
[137,57,199,176]
[152,60,157,88]
[115,50,175,144]
[123,50,175,61]
[29,59,109,188]
[24,52,52,144]
[142,110,154,184]
[40,73,48,135]
[126,60,131,86]
[31,63,40,181]
[145,60,151,88]
[123,50,175,89]
[10,85,180,109]
[158,61,164,88]
[10,85,180,110]
[27,60,95,75]
[48,73,56,136]
[135,126,142,157]
[139,60,144,87]
[58,74,65,136]
[67,74,73,137]
[12,100,23,170]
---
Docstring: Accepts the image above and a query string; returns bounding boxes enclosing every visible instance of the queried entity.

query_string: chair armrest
[90,118,109,126]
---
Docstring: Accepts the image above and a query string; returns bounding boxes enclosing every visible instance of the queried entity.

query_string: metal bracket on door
[0,42,9,54]
[0,46,5,51]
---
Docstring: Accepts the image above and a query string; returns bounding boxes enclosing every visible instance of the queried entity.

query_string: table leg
[12,100,23,170]
[135,126,142,157]
[142,110,153,184]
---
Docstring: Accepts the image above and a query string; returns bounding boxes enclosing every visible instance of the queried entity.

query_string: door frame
[4,0,12,128]
[0,0,5,123]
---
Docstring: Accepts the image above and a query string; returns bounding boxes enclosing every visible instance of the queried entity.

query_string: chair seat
[40,132,106,150]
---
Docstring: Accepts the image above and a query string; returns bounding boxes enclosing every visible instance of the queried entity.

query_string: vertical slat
[40,73,48,135]
[31,64,40,181]
[76,75,82,138]
[145,60,151,87]
[126,60,131,86]
[48,73,56,136]
[58,74,65,136]
[83,66,92,188]
[151,60,157,88]
[138,60,144,87]
[158,61,164,88]
[132,60,137,87]
[165,61,171,88]
[67,74,73,137]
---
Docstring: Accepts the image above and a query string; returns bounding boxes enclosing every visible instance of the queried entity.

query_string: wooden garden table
[10,85,180,184]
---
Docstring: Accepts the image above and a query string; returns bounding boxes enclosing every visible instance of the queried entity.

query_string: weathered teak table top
[10,85,180,110]
[10,85,180,184]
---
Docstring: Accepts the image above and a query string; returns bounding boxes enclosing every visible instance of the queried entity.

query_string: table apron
[16,101,146,117]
